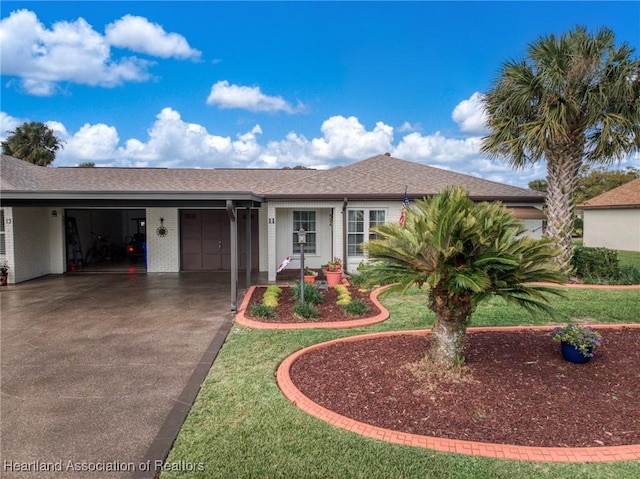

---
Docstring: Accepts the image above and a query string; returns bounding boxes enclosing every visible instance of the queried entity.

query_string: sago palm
[362,186,565,370]
[481,26,640,272]
[1,121,63,166]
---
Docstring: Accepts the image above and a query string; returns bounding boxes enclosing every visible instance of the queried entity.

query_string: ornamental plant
[334,284,351,306]
[0,260,9,276]
[550,324,602,358]
[262,286,282,308]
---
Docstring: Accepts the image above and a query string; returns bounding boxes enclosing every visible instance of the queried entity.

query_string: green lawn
[618,249,640,270]
[162,287,640,479]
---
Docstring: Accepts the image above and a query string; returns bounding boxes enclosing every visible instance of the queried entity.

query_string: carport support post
[246,207,252,288]
[227,200,238,312]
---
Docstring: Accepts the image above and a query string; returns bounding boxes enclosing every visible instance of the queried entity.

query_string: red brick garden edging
[276,325,640,462]
[234,283,392,330]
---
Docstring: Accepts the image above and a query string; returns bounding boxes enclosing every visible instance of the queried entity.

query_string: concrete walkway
[1,273,234,479]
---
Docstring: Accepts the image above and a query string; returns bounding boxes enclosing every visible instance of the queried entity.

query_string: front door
[180,210,231,271]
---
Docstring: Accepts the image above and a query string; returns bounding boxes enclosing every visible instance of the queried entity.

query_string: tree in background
[362,186,565,371]
[574,166,639,205]
[1,121,64,166]
[77,162,96,168]
[529,166,639,204]
[482,26,640,272]
[527,179,548,194]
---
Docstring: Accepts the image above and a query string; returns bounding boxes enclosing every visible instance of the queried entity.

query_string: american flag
[399,192,409,227]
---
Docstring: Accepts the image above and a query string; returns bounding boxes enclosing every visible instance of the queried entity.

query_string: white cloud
[0,112,23,139]
[0,9,198,96]
[397,121,421,133]
[105,15,201,60]
[64,124,120,161]
[206,80,304,113]
[311,116,394,161]
[452,92,488,135]
[393,131,481,165]
[7,105,637,188]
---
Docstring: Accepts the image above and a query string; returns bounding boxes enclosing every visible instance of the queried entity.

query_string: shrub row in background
[572,246,640,285]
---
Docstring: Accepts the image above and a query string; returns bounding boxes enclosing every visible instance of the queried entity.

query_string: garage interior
[65,209,147,272]
[65,208,259,274]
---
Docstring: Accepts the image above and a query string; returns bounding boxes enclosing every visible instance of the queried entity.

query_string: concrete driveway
[1,273,234,479]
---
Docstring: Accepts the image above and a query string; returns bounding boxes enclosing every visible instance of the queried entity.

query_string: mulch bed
[289,328,640,448]
[245,284,381,323]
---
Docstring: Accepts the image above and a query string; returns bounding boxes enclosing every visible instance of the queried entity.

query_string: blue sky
[1,1,639,187]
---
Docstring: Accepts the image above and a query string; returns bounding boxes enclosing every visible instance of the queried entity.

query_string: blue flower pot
[561,341,591,364]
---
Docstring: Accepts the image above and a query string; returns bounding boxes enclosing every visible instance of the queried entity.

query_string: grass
[161,287,640,479]
[618,249,640,270]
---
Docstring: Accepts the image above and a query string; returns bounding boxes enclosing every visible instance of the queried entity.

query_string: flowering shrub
[550,324,602,357]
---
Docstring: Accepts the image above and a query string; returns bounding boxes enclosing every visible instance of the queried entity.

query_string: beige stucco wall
[583,208,640,252]
[1,207,65,284]
[145,208,180,272]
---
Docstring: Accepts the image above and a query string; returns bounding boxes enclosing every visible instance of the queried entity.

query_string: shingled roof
[261,155,543,201]
[578,178,640,210]
[1,154,543,203]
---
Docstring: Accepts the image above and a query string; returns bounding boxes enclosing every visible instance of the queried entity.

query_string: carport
[1,188,263,312]
[0,272,236,478]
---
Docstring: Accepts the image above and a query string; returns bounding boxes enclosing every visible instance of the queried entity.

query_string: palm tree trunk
[427,288,474,369]
[544,151,581,273]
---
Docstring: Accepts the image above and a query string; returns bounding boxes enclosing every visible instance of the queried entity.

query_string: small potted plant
[324,258,343,287]
[304,267,317,283]
[0,260,9,286]
[327,257,342,272]
[550,323,602,364]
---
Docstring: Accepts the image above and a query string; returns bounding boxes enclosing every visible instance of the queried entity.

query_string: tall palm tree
[362,186,565,370]
[1,121,64,166]
[481,26,640,272]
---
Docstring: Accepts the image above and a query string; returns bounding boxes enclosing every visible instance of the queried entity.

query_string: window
[347,210,364,255]
[369,210,386,240]
[348,209,386,256]
[293,211,316,254]
[0,209,5,255]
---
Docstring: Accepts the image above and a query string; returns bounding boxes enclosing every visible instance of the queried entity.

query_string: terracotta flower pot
[304,275,316,284]
[324,270,342,287]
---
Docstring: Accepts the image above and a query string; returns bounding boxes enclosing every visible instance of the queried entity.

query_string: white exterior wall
[265,199,404,281]
[583,209,640,252]
[258,204,269,273]
[521,219,544,239]
[146,208,180,272]
[266,200,343,282]
[343,200,403,273]
[274,203,337,269]
[3,207,65,284]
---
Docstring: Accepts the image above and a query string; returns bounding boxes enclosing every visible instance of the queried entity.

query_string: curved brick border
[235,283,392,330]
[277,325,640,462]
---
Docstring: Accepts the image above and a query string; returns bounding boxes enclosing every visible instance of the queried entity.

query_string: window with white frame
[0,209,5,255]
[348,209,386,256]
[293,211,316,254]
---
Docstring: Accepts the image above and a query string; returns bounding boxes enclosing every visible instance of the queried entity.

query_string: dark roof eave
[577,204,640,210]
[0,190,264,202]
[264,193,544,202]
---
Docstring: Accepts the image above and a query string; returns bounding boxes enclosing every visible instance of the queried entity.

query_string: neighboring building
[578,177,640,252]
[0,153,545,306]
